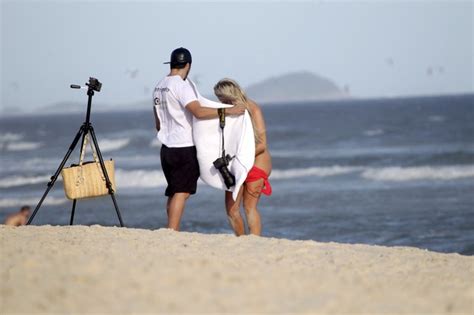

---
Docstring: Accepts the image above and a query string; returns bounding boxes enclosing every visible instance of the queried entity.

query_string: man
[4,205,31,226]
[153,47,244,231]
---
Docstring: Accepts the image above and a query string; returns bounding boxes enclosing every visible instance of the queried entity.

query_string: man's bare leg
[225,189,245,236]
[167,192,190,231]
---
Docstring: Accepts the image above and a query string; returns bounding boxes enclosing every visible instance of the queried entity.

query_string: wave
[149,138,162,148]
[115,166,359,188]
[272,144,474,159]
[0,169,165,190]
[361,165,474,182]
[2,164,473,190]
[0,174,52,188]
[4,141,43,151]
[0,196,67,208]
[363,129,384,137]
[97,138,130,153]
[115,169,167,188]
[0,132,23,142]
[114,165,474,186]
[0,158,59,174]
[0,132,43,152]
[428,115,446,123]
[271,166,360,179]
[0,168,165,190]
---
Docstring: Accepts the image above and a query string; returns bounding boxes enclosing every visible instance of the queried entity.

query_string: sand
[1,225,473,314]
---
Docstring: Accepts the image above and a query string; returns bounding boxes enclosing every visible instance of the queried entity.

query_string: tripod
[27,78,124,227]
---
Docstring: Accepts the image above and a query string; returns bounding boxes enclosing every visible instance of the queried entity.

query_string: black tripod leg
[69,131,88,225]
[89,126,124,227]
[109,193,124,227]
[27,124,86,225]
[70,200,77,225]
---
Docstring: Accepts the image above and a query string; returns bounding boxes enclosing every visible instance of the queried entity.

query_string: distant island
[245,71,350,104]
[23,71,349,115]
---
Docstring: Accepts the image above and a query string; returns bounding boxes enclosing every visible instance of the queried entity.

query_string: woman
[214,78,272,236]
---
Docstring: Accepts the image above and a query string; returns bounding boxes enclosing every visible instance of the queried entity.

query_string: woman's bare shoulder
[247,99,262,115]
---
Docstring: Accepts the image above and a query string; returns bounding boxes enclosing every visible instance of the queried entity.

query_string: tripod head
[70,77,102,125]
[86,77,102,92]
[70,77,102,92]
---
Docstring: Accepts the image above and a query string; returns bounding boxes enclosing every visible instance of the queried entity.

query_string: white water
[0,196,67,208]
[0,174,52,188]
[271,166,360,179]
[1,164,473,190]
[5,141,43,151]
[97,138,130,152]
[115,169,167,188]
[0,132,42,151]
[361,165,474,182]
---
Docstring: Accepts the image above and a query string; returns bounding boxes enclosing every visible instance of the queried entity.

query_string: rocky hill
[245,71,349,104]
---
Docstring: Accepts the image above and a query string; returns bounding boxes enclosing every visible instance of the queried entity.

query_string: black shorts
[160,145,200,197]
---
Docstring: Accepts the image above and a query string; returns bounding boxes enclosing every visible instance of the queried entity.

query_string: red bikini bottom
[245,166,272,196]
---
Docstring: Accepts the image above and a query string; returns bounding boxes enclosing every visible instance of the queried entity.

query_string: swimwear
[245,166,272,196]
[161,145,200,197]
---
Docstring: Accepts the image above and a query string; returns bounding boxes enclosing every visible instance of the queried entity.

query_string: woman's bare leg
[243,180,263,236]
[225,188,245,236]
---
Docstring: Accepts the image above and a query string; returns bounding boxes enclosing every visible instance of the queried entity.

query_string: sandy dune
[1,225,473,314]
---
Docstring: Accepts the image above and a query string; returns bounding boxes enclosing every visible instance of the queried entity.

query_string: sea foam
[115,169,167,188]
[0,132,23,142]
[2,165,473,190]
[149,138,161,148]
[97,138,130,153]
[361,165,474,181]
[0,132,43,151]
[0,196,67,208]
[363,129,384,137]
[0,174,52,189]
[271,166,360,179]
[5,141,43,151]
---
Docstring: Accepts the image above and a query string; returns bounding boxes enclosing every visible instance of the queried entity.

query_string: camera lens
[220,166,235,189]
[213,156,236,189]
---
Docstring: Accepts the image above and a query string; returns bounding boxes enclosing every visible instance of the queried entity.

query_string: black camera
[213,154,236,189]
[86,77,102,92]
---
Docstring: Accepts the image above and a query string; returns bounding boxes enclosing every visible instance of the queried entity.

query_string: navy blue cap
[164,47,192,65]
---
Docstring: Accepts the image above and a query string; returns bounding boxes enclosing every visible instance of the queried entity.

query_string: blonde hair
[214,78,262,143]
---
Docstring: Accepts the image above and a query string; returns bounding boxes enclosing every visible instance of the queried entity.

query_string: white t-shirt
[153,75,198,147]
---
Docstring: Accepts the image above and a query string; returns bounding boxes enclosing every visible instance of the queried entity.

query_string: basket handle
[79,133,101,166]
[78,133,106,181]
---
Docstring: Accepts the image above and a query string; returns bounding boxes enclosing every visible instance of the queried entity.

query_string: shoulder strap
[218,108,226,158]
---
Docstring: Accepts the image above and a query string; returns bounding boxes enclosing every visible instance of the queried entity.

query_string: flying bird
[125,68,139,79]
[144,86,150,95]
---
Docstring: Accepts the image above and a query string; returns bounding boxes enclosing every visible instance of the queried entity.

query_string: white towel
[188,80,255,201]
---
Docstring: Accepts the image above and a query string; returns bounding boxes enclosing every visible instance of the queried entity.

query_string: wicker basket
[61,160,116,200]
[61,133,116,200]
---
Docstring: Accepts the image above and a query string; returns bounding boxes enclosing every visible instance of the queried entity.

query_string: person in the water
[4,205,31,226]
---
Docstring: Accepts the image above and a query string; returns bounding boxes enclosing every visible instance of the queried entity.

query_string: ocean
[1,94,473,255]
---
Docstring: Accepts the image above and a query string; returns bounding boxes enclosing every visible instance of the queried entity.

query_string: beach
[2,97,474,255]
[1,225,472,314]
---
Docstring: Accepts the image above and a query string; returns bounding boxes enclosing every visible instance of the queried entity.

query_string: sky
[1,0,473,112]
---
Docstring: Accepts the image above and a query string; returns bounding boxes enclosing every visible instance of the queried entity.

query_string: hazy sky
[1,0,473,112]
